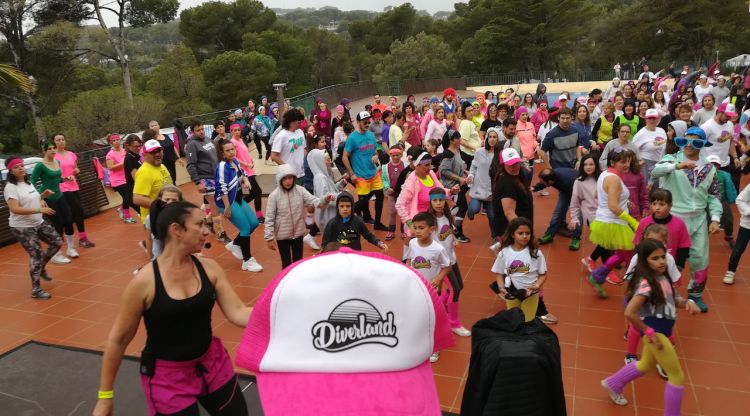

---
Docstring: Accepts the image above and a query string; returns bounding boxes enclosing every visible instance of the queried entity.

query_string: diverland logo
[311,299,398,352]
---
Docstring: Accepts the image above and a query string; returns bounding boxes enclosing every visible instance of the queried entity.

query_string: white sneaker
[452,326,471,337]
[489,241,501,254]
[225,242,243,260]
[242,257,263,272]
[600,379,628,406]
[66,247,80,259]
[723,271,735,285]
[51,252,71,264]
[304,234,321,250]
[429,352,440,363]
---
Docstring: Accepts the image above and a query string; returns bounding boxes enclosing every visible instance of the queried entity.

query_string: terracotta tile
[632,376,700,414]
[71,285,123,303]
[0,329,30,353]
[573,396,636,415]
[578,325,627,350]
[10,296,64,313]
[212,320,244,344]
[677,338,740,365]
[430,350,469,379]
[69,302,120,323]
[576,345,628,374]
[684,359,750,391]
[578,307,627,329]
[50,281,95,298]
[672,316,730,341]
[38,298,97,318]
[65,322,113,348]
[3,313,62,335]
[433,374,462,408]
[574,368,626,401]
[693,386,750,415]
[551,322,579,345]
[33,318,95,342]
[724,322,750,344]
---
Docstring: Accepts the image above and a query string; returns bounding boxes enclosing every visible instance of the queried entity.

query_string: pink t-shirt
[634,214,691,255]
[55,151,79,192]
[105,148,127,187]
[232,137,255,176]
[416,177,434,213]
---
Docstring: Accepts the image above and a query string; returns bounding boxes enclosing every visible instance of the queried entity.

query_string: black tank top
[143,255,215,361]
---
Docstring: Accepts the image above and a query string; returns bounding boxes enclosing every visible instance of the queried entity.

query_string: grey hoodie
[468,147,494,201]
[264,164,329,241]
[668,120,688,138]
[308,149,345,230]
[185,136,218,183]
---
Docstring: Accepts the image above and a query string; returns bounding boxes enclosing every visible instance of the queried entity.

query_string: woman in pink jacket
[395,151,457,239]
[530,99,550,133]
[424,107,448,145]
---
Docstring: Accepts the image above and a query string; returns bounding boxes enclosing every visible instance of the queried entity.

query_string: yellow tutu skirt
[589,221,635,251]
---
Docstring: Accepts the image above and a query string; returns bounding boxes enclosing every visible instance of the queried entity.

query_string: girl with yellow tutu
[586,148,640,298]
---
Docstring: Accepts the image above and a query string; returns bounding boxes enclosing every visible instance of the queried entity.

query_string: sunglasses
[674,137,707,149]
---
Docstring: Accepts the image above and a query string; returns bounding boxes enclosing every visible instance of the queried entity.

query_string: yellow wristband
[98,390,113,399]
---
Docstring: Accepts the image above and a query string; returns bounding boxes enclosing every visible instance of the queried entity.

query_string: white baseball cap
[356,111,372,121]
[705,155,721,165]
[235,248,454,415]
[143,139,162,153]
[645,109,660,119]
[501,148,522,165]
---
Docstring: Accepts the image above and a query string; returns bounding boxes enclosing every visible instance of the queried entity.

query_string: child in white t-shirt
[404,211,451,363]
[492,217,547,322]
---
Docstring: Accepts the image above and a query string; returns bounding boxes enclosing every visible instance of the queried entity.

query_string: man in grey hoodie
[439,130,470,242]
[186,120,229,243]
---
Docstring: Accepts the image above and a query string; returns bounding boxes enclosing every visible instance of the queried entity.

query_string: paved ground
[1,166,749,414]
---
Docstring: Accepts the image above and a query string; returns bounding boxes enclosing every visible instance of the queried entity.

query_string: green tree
[180,0,276,59]
[147,44,211,121]
[305,28,350,87]
[88,0,179,107]
[362,3,434,54]
[46,86,166,148]
[242,30,314,95]
[200,50,277,108]
[373,33,455,85]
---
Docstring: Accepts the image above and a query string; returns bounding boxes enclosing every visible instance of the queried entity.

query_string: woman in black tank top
[94,201,252,416]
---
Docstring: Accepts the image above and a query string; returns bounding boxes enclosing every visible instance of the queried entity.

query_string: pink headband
[6,158,23,170]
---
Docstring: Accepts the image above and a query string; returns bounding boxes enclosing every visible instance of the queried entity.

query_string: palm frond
[0,64,32,93]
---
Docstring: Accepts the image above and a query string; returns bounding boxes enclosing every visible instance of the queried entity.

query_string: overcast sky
[179,0,463,14]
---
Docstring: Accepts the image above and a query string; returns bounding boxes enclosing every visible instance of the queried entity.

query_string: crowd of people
[4,64,750,415]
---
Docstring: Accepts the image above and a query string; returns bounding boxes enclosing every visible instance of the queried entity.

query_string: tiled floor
[1,181,749,415]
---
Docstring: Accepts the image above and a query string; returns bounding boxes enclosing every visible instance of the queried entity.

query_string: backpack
[461,308,566,416]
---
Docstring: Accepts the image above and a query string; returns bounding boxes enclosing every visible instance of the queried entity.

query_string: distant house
[433,11,453,20]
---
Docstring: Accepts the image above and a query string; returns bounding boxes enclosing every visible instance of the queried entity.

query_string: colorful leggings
[636,333,684,386]
[10,222,62,291]
[221,199,259,261]
[681,214,709,298]
[507,293,539,322]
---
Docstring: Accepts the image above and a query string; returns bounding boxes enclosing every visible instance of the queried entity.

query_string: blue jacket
[214,159,244,210]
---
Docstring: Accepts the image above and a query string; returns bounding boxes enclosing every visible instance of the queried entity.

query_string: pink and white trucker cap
[235,248,455,415]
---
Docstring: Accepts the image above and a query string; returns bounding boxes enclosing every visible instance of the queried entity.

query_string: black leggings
[357,189,384,224]
[253,135,271,160]
[446,263,464,302]
[63,190,85,233]
[456,184,469,220]
[162,376,248,416]
[728,226,750,273]
[113,183,137,212]
[242,176,263,212]
[590,245,612,262]
[45,197,74,236]
[277,236,304,268]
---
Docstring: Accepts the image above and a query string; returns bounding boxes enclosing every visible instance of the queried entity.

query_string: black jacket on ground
[461,308,566,416]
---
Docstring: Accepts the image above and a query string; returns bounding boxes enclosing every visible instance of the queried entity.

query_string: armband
[98,390,113,399]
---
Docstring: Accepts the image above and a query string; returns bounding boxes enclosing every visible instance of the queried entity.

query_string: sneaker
[600,379,628,406]
[688,296,708,313]
[217,232,232,244]
[624,354,638,365]
[452,326,471,337]
[538,234,554,244]
[586,274,608,299]
[540,314,558,324]
[723,271,736,285]
[384,232,395,241]
[51,252,71,264]
[66,247,80,259]
[489,241,501,253]
[656,363,668,379]
[242,257,264,272]
[456,234,471,243]
[429,352,440,363]
[40,270,53,281]
[31,288,51,300]
[116,207,124,220]
[225,242,243,260]
[374,222,389,231]
[304,234,321,250]
[582,257,596,273]
[606,270,624,285]
[569,238,580,251]
[539,190,550,196]
[123,217,137,224]
[79,237,95,248]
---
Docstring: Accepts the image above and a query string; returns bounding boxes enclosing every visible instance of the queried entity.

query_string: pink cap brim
[504,157,522,165]
[724,111,738,118]
[256,361,442,415]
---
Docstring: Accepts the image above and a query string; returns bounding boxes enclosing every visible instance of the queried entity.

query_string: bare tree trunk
[91,0,134,108]
[8,44,46,141]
